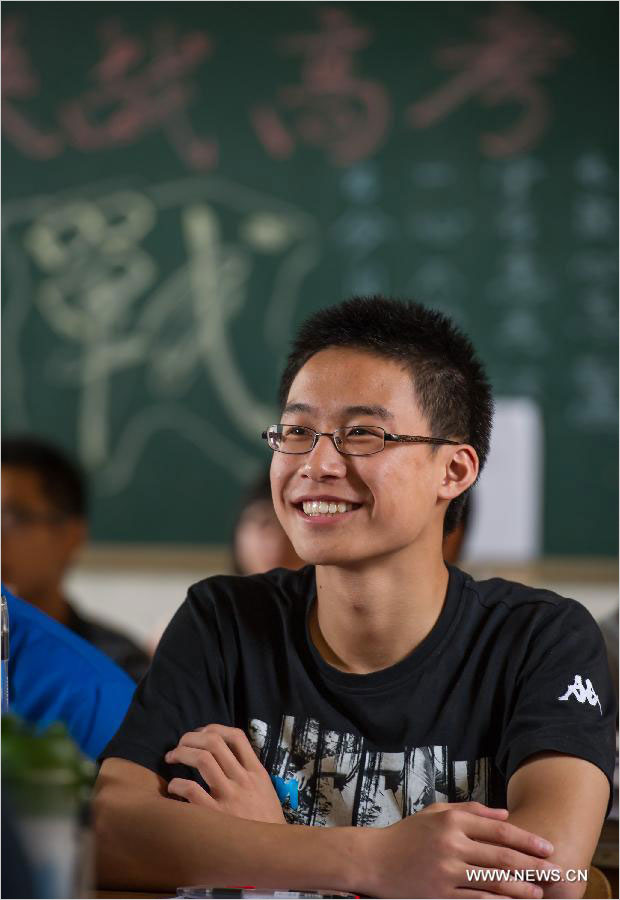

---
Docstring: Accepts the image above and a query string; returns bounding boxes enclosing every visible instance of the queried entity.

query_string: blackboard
[2,1,617,554]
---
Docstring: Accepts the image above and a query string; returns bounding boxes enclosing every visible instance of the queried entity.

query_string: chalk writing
[252,8,390,166]
[60,20,217,169]
[3,176,319,489]
[333,163,391,296]
[2,17,216,170]
[409,257,468,310]
[1,18,63,158]
[408,3,572,157]
[567,151,618,425]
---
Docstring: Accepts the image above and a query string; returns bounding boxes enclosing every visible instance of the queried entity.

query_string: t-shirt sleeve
[495,598,617,799]
[99,583,232,780]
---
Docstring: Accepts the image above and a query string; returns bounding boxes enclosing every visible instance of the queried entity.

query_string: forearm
[506,755,609,900]
[507,806,590,899]
[95,785,366,893]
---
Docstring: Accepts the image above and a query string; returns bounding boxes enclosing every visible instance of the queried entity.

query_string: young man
[2,437,150,682]
[96,298,614,898]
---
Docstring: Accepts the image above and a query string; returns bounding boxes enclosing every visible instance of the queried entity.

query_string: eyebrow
[282,402,393,421]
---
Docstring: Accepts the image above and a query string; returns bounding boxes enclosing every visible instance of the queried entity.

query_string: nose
[300,433,348,480]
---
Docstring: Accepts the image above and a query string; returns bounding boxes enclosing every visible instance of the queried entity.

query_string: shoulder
[463,571,593,620]
[463,576,603,663]
[5,588,134,689]
[459,570,605,653]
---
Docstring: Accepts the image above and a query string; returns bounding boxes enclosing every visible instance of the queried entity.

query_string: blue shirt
[3,587,136,760]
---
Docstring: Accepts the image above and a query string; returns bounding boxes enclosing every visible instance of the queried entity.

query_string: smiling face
[270,347,465,568]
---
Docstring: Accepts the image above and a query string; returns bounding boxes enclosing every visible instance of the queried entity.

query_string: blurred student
[232,471,306,575]
[2,436,150,682]
[3,585,135,760]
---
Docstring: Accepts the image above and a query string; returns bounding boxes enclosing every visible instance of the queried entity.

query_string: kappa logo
[558,675,602,714]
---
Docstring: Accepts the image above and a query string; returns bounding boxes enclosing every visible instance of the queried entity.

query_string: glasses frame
[1,507,69,531]
[261,424,460,457]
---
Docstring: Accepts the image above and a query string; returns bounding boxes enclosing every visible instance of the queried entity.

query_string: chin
[292,543,364,567]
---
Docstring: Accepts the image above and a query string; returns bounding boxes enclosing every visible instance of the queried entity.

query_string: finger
[165,746,229,796]
[457,871,543,899]
[167,777,217,808]
[200,724,262,771]
[465,817,554,858]
[431,802,509,820]
[455,803,510,820]
[463,839,559,878]
[177,731,247,781]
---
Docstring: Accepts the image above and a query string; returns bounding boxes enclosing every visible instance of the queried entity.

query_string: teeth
[302,500,354,517]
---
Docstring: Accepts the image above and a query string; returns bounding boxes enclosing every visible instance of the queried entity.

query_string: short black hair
[278,296,493,533]
[2,435,87,518]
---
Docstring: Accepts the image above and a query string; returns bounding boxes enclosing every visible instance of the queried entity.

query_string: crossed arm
[94,726,609,899]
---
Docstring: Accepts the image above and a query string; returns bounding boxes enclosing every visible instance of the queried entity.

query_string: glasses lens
[269,425,315,454]
[340,426,385,455]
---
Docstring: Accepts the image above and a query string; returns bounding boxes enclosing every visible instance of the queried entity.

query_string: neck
[310,544,450,675]
[25,586,70,626]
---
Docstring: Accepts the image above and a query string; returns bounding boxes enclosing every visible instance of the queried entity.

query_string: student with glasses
[96,297,615,899]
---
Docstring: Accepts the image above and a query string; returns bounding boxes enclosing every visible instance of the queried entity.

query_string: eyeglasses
[1,507,67,532]
[261,425,460,457]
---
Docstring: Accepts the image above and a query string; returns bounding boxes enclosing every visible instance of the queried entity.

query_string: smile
[302,500,354,516]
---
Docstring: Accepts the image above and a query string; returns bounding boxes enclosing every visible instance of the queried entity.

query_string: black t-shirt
[102,565,616,827]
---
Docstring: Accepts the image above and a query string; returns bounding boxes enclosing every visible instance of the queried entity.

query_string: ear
[60,517,87,561]
[437,445,479,502]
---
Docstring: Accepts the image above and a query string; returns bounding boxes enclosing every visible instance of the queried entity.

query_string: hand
[165,723,286,825]
[362,801,560,899]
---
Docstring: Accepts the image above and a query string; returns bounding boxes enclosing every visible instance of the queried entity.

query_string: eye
[281,425,312,441]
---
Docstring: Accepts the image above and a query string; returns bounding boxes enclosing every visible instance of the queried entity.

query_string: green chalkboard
[2,2,617,554]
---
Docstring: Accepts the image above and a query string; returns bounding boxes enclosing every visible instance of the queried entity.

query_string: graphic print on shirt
[249,715,494,826]
[558,674,602,714]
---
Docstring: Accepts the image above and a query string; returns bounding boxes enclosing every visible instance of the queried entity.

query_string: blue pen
[1,594,9,713]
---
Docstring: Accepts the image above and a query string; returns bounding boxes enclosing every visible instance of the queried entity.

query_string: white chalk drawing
[574,153,615,189]
[570,251,618,282]
[409,257,468,307]
[341,163,381,203]
[2,176,320,493]
[342,261,388,297]
[335,164,391,299]
[579,290,618,339]
[409,209,472,246]
[486,250,552,305]
[496,309,549,356]
[496,206,538,242]
[483,157,545,198]
[573,194,615,242]
[331,209,394,253]
[411,162,456,189]
[568,357,617,431]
